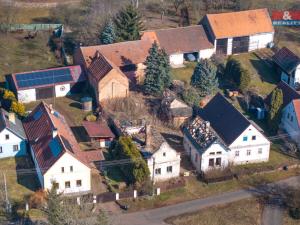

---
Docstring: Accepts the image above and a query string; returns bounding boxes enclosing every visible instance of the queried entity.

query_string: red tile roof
[79,40,152,68]
[82,150,105,163]
[88,52,113,82]
[142,25,213,54]
[205,8,274,39]
[23,102,89,174]
[83,121,115,138]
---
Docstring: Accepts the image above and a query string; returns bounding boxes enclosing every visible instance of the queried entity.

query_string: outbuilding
[142,25,214,67]
[7,66,85,103]
[202,8,274,55]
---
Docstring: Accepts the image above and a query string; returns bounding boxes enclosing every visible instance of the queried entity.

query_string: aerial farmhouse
[183,94,270,172]
[23,102,91,194]
[201,8,274,55]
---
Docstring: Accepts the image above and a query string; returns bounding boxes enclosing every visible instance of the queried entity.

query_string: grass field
[0,32,61,82]
[171,62,197,84]
[165,198,261,225]
[0,157,40,204]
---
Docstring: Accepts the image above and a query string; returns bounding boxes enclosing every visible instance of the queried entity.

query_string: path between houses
[111,176,300,225]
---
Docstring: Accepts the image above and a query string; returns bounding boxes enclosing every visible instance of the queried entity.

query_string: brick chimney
[8,112,15,124]
[145,124,151,149]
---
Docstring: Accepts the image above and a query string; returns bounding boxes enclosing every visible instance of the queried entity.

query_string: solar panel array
[15,68,74,89]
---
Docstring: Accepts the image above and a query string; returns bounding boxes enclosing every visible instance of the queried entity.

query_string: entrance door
[232,36,250,54]
[216,38,228,55]
[36,86,54,100]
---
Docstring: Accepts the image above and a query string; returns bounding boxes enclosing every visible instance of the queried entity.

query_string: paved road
[112,176,300,225]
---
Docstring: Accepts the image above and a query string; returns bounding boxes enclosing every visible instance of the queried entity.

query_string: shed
[7,65,85,103]
[82,121,115,148]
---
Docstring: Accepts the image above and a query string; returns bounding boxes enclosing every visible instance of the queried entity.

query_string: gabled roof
[23,102,89,174]
[10,65,85,91]
[0,109,26,139]
[205,8,274,39]
[82,121,115,138]
[79,40,152,68]
[272,47,300,75]
[265,81,300,108]
[199,93,251,146]
[292,99,300,128]
[142,25,213,54]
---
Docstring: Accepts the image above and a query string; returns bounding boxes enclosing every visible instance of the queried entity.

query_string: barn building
[142,25,214,67]
[7,66,85,103]
[202,8,274,55]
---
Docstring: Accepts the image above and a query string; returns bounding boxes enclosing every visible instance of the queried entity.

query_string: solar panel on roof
[15,68,74,89]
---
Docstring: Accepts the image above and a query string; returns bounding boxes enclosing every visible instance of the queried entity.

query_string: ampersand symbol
[283,11,292,20]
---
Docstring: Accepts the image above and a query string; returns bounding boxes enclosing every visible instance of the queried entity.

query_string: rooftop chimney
[49,104,54,114]
[145,124,152,149]
[52,128,58,138]
[8,112,15,124]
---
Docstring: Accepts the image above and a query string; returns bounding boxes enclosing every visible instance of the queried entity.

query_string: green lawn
[0,157,40,204]
[0,32,61,82]
[275,26,300,56]
[165,198,261,225]
[171,62,197,84]
[232,52,278,96]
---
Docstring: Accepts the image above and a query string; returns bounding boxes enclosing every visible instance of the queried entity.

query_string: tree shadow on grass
[15,156,40,192]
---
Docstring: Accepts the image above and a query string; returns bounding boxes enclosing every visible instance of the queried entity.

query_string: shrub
[182,86,201,106]
[29,190,47,209]
[10,101,26,117]
[85,114,97,122]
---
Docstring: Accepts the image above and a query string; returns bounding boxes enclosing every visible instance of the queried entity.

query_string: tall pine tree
[191,59,218,97]
[100,19,116,44]
[144,42,171,95]
[114,4,144,41]
[268,88,283,134]
[46,185,65,225]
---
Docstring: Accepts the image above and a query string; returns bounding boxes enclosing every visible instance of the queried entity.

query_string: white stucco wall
[249,32,274,51]
[147,142,181,183]
[281,102,300,145]
[55,84,71,97]
[199,48,215,59]
[282,65,300,88]
[0,129,26,158]
[169,53,184,66]
[228,124,270,164]
[17,89,36,103]
[44,153,91,194]
[227,38,233,55]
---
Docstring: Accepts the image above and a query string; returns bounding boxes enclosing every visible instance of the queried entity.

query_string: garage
[216,38,228,55]
[232,36,250,54]
[36,86,54,100]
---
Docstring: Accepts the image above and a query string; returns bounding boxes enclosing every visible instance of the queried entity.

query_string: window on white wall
[209,158,214,167]
[243,136,248,141]
[5,134,9,140]
[70,166,73,172]
[13,145,19,152]
[163,152,166,157]
[235,151,239,157]
[76,180,82,187]
[216,158,221,166]
[252,136,256,140]
[65,181,70,188]
[167,166,173,173]
[247,150,251,156]
[0,147,2,153]
[61,167,64,173]
[155,168,161,175]
[258,148,262,154]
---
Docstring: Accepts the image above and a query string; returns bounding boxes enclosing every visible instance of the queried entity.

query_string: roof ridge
[145,25,202,32]
[207,8,268,16]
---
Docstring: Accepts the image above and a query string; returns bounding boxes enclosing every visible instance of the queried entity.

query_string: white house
[0,109,27,158]
[273,47,300,89]
[140,125,181,183]
[201,8,274,55]
[142,25,214,67]
[23,102,91,194]
[281,99,300,146]
[183,93,270,173]
[6,66,85,103]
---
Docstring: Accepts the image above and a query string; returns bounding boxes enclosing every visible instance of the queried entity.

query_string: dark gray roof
[199,93,250,146]
[0,109,26,139]
[273,47,300,75]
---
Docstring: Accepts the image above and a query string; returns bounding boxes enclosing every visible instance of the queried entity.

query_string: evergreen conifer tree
[46,185,65,225]
[100,19,116,44]
[114,4,144,41]
[143,42,171,95]
[190,59,218,97]
[268,88,283,133]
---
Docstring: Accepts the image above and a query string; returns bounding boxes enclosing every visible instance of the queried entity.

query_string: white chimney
[52,128,58,138]
[49,104,54,114]
[8,112,16,124]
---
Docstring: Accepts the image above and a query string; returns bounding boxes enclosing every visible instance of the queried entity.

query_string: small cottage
[83,121,115,148]
[273,47,300,89]
[0,109,27,158]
